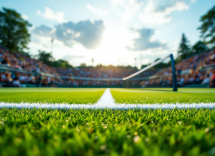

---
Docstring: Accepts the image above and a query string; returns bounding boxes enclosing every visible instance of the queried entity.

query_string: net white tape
[123,54,170,80]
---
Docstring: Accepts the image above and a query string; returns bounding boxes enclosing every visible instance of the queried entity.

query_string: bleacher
[0,44,215,88]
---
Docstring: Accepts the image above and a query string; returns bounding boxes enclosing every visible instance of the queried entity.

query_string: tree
[36,50,73,68]
[0,8,31,53]
[177,33,191,60]
[80,63,87,67]
[192,41,208,54]
[36,50,54,66]
[52,59,73,68]
[96,63,106,68]
[141,64,149,69]
[198,5,215,48]
[146,58,169,69]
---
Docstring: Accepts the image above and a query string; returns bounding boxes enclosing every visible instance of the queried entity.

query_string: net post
[122,80,129,88]
[170,54,178,91]
[122,80,125,88]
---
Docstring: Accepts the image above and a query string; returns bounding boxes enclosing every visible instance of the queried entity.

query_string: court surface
[0,88,214,109]
[111,88,215,104]
[1,88,215,155]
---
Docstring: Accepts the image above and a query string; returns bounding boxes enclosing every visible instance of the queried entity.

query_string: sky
[0,0,214,68]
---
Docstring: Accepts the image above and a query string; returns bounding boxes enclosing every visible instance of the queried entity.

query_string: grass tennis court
[1,108,215,156]
[0,88,215,155]
[0,88,105,104]
[0,88,214,104]
[111,88,215,104]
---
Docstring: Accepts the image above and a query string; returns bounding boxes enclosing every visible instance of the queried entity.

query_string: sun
[94,28,133,66]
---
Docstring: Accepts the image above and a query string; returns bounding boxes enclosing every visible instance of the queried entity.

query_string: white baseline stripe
[1,103,215,110]
[113,90,215,93]
[0,88,215,110]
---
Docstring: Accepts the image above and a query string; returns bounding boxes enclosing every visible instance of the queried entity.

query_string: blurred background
[0,0,214,88]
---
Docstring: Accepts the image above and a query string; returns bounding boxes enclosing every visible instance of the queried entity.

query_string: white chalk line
[0,88,215,110]
[112,90,215,93]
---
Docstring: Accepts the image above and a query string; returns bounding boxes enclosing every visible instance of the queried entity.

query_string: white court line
[95,88,115,106]
[0,88,215,110]
[179,91,215,93]
[113,90,215,93]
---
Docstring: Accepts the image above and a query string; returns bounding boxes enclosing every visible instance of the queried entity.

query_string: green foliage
[36,50,72,68]
[192,41,208,55]
[111,88,215,104]
[177,33,191,60]
[96,63,105,68]
[198,5,215,48]
[153,58,170,69]
[36,50,54,66]
[52,59,73,68]
[0,8,31,53]
[80,63,87,67]
[0,88,105,104]
[141,64,148,69]
[1,108,215,156]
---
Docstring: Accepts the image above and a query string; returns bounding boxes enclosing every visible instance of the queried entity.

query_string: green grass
[0,88,105,104]
[1,108,215,156]
[111,88,215,104]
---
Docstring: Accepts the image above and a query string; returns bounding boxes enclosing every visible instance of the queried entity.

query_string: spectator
[210,70,215,87]
[178,76,184,87]
[12,77,22,87]
[1,55,10,66]
[202,74,210,84]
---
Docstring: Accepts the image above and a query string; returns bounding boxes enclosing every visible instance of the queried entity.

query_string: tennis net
[122,54,177,91]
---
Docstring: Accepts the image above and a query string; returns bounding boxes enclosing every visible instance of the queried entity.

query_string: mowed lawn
[1,88,215,155]
[110,88,215,104]
[1,108,215,156]
[0,88,105,104]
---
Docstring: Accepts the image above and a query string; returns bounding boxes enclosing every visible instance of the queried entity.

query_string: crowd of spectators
[140,49,215,88]
[56,67,158,78]
[0,45,215,88]
[0,47,60,76]
[56,67,158,86]
[141,69,215,88]
[0,47,65,87]
[0,71,65,87]
[176,49,215,72]
[175,49,215,87]
[64,78,122,86]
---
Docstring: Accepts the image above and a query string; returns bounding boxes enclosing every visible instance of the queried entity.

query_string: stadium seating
[0,46,215,88]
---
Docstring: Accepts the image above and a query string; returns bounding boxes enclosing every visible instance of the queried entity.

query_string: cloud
[127,28,166,51]
[33,20,105,49]
[37,7,66,23]
[86,4,108,16]
[109,0,143,21]
[139,0,194,24]
[22,14,28,20]
[33,25,53,36]
[110,0,196,24]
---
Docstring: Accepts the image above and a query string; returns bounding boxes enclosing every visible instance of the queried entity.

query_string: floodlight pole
[134,58,136,68]
[141,55,142,68]
[170,54,178,91]
[51,38,54,66]
[122,80,128,88]
[92,58,94,67]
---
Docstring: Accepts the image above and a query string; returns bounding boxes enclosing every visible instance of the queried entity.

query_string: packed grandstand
[0,46,215,88]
